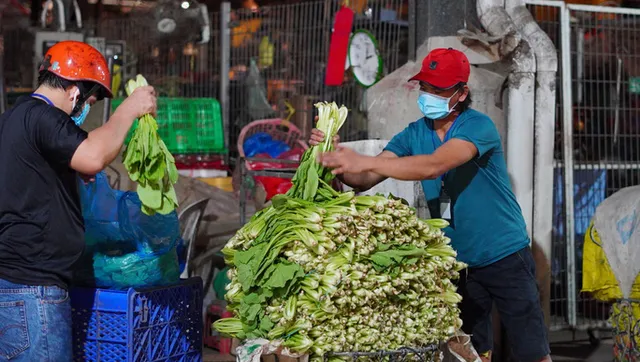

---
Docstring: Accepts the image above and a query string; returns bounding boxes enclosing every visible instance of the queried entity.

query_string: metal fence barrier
[527,0,640,336]
[1,1,408,156]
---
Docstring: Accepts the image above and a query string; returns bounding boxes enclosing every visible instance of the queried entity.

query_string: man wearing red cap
[312,48,551,362]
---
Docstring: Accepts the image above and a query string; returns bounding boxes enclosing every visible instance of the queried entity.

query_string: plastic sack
[236,339,308,362]
[243,133,290,159]
[79,172,180,253]
[91,246,180,289]
[243,133,272,158]
[246,148,304,171]
[593,185,640,298]
[74,244,180,290]
[277,147,305,161]
[213,266,231,300]
[248,149,302,201]
[246,59,275,120]
[246,153,289,171]
[441,333,481,362]
[254,176,292,201]
[581,220,640,301]
[75,172,181,289]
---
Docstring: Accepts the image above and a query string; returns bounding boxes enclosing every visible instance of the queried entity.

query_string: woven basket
[237,118,308,159]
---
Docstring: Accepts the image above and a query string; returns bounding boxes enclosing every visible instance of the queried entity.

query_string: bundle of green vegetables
[214,102,465,360]
[122,75,179,215]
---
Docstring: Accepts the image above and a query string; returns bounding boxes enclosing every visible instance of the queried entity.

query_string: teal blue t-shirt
[383,109,529,268]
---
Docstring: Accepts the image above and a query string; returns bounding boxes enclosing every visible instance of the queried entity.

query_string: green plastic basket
[111,97,226,154]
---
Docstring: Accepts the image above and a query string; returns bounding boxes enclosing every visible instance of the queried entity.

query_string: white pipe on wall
[505,0,559,328]
[477,0,536,240]
[505,60,536,240]
[505,0,558,283]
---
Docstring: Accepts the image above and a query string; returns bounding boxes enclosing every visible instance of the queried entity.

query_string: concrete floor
[549,330,614,362]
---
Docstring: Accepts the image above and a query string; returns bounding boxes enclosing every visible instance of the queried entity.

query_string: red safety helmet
[39,40,113,99]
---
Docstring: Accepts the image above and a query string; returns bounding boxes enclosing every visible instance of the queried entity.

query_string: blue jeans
[0,278,72,362]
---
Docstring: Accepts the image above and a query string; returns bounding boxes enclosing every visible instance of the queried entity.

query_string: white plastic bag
[440,332,482,362]
[235,338,308,362]
[593,185,640,298]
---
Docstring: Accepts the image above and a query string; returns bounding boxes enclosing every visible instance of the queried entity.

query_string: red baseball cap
[409,48,470,89]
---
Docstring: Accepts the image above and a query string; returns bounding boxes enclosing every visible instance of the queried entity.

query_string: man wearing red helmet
[0,41,156,361]
[311,48,551,362]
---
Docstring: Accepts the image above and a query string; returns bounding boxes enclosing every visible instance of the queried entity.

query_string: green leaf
[137,181,163,210]
[271,194,289,209]
[156,194,175,215]
[258,315,275,333]
[146,157,166,182]
[236,243,268,292]
[369,245,426,271]
[303,166,319,201]
[259,260,305,291]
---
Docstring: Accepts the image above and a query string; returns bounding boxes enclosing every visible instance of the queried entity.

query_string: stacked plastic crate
[112,98,227,171]
[71,277,203,362]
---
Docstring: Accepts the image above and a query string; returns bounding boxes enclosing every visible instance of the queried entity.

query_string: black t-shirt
[0,96,88,289]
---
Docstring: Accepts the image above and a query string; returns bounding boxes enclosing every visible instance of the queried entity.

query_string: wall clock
[348,29,382,88]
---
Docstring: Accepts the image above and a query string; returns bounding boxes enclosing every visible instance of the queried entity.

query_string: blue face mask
[417,89,459,120]
[71,103,90,126]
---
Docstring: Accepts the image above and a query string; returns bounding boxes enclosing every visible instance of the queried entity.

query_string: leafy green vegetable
[215,101,467,360]
[122,75,179,215]
[368,245,427,271]
[287,102,348,201]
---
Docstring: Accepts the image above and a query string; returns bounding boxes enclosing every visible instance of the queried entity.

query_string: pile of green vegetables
[122,75,179,215]
[214,102,465,359]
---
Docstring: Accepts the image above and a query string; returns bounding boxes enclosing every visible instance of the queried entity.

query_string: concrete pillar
[414,0,479,51]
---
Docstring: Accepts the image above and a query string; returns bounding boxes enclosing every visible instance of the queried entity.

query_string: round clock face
[348,31,381,87]
[157,18,177,34]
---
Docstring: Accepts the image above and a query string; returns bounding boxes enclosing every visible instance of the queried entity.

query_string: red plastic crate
[204,303,233,354]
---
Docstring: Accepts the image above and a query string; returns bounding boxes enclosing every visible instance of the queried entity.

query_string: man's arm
[338,150,397,191]
[70,87,156,175]
[363,139,477,180]
[320,139,478,182]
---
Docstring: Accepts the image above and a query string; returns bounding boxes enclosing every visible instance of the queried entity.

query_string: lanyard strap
[31,93,54,107]
[431,118,457,185]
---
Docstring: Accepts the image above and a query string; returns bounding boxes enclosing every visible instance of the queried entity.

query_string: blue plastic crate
[70,277,203,362]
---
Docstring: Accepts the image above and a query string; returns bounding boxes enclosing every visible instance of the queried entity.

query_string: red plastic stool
[204,302,234,354]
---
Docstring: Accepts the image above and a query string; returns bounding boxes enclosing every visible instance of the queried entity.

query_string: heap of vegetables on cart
[215,102,466,359]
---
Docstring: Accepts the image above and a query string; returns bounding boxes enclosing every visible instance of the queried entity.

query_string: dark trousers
[457,247,550,362]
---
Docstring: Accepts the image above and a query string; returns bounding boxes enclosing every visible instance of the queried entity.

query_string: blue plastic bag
[243,132,290,158]
[75,172,181,289]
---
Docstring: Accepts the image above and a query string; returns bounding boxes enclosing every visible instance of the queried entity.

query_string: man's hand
[118,86,158,119]
[79,173,96,184]
[319,146,370,175]
[70,86,158,176]
[310,129,340,147]
[309,116,339,147]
